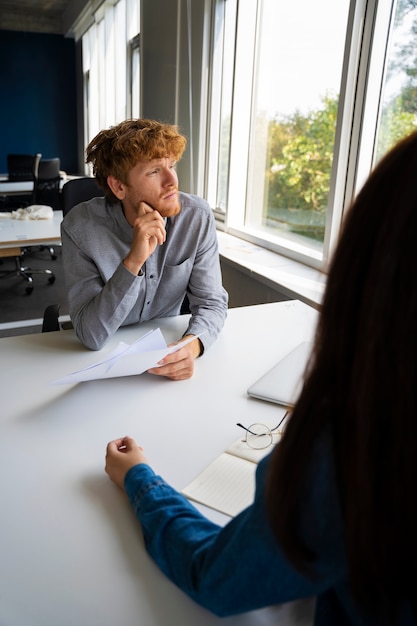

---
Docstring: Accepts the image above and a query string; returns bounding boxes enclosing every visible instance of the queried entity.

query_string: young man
[61,119,228,380]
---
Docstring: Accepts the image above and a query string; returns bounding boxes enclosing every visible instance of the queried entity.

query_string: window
[129,34,141,119]
[81,0,140,167]
[376,0,417,160]
[77,0,417,274]
[206,0,417,270]
[127,0,141,119]
[205,0,237,218]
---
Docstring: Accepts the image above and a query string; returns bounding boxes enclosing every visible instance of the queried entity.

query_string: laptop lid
[247,341,312,407]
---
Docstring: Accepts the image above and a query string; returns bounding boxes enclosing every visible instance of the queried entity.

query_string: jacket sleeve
[124,456,329,617]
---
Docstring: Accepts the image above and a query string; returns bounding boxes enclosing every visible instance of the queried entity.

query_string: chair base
[23,244,58,261]
[40,245,58,260]
[0,255,56,295]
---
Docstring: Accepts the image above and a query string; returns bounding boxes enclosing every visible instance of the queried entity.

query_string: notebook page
[182,453,256,518]
[182,432,279,517]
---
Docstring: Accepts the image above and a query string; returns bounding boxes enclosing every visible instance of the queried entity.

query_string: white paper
[51,328,200,385]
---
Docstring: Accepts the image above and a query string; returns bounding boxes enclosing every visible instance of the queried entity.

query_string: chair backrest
[62,177,104,216]
[38,157,61,180]
[35,158,62,209]
[7,153,42,182]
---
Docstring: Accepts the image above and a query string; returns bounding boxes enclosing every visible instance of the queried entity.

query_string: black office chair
[42,177,190,328]
[3,153,42,208]
[35,158,62,210]
[28,158,62,260]
[0,250,56,295]
[7,152,42,182]
[22,158,62,261]
[62,176,104,216]
[43,177,104,331]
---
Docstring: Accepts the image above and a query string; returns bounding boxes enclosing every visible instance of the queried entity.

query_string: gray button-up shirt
[61,192,228,350]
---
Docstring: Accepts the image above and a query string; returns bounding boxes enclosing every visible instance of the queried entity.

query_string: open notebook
[182,430,278,517]
[247,341,312,407]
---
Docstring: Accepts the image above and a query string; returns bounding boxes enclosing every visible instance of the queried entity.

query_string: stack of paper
[51,328,198,385]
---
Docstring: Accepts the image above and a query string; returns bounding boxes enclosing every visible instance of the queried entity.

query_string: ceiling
[0,0,78,35]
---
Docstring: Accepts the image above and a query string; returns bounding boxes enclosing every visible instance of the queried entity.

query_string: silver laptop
[247,341,312,407]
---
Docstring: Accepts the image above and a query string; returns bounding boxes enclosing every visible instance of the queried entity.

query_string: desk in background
[0,174,78,196]
[0,301,318,626]
[0,209,62,258]
[0,179,35,194]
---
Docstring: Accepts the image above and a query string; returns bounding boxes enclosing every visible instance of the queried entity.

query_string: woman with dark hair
[105,130,417,625]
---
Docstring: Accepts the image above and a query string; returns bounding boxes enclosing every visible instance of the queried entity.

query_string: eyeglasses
[236,411,289,450]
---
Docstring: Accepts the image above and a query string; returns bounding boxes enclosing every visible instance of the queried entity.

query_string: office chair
[42,177,104,331]
[0,250,56,295]
[28,158,62,260]
[7,153,42,182]
[35,158,62,210]
[42,303,72,332]
[62,176,104,215]
[4,153,42,207]
[42,177,190,328]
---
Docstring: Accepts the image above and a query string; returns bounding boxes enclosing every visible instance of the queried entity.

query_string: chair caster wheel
[26,286,34,295]
[48,276,56,285]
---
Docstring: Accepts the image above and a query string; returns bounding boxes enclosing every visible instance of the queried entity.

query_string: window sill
[217,231,325,310]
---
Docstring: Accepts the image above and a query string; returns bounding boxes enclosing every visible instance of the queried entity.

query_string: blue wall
[0,30,78,174]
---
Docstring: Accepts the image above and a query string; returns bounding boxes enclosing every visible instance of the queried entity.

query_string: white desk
[0,209,62,256]
[0,301,318,626]
[0,177,71,195]
[0,179,34,194]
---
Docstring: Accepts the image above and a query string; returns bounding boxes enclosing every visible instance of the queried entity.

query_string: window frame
[205,0,403,272]
[81,0,140,154]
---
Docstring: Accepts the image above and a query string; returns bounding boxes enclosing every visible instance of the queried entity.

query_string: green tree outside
[261,0,417,243]
[264,94,338,241]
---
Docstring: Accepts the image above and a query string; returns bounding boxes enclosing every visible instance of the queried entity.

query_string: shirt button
[149,274,154,278]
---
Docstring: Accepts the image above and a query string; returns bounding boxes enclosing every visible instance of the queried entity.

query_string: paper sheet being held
[51,328,200,385]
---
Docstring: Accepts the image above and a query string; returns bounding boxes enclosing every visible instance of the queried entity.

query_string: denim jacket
[124,434,414,625]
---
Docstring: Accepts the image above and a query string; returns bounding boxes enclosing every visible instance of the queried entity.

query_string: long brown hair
[266,130,417,621]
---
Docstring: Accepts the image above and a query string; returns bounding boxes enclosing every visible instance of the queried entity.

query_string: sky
[255,0,351,118]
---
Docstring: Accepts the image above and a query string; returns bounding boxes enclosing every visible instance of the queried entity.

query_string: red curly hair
[85,118,187,202]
